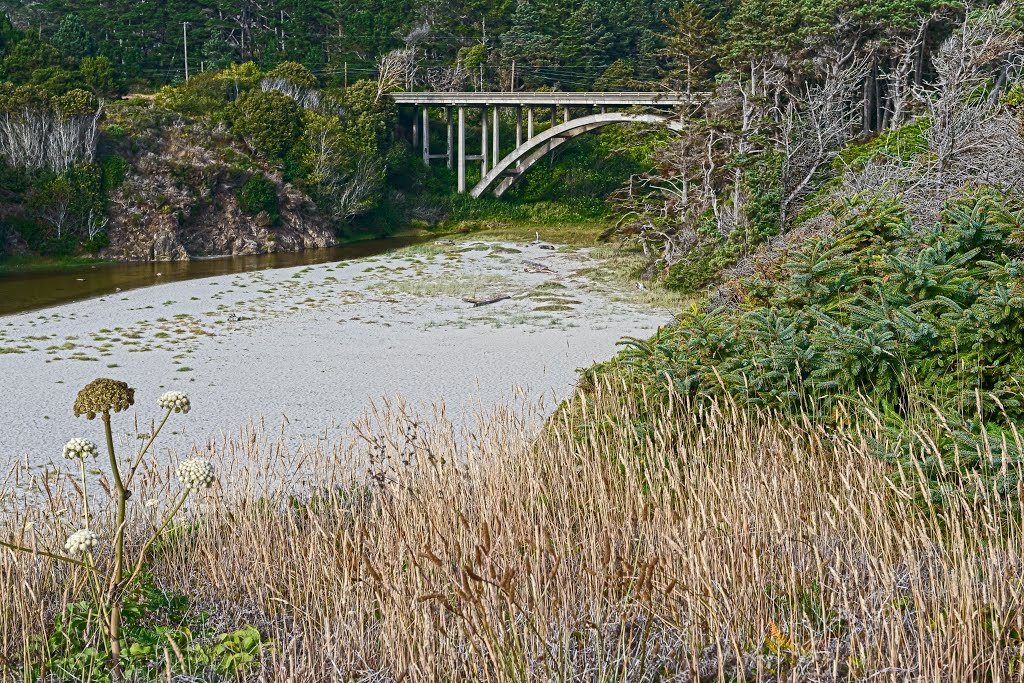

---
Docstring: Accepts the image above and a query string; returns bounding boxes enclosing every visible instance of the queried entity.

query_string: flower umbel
[65,528,98,555]
[158,391,191,414]
[178,458,215,489]
[63,438,99,460]
[73,378,135,419]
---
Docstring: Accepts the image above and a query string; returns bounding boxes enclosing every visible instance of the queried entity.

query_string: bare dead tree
[376,48,419,102]
[830,5,1023,225]
[0,101,103,172]
[924,0,1022,183]
[424,63,471,92]
[776,58,868,231]
[882,15,936,130]
[332,157,384,220]
[259,77,321,109]
[86,208,109,242]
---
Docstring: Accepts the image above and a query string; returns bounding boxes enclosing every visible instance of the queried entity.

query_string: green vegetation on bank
[0,254,115,275]
[593,189,1024,498]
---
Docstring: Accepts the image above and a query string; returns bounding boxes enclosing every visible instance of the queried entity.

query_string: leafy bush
[609,190,1024,493]
[35,572,268,680]
[228,89,304,162]
[834,119,931,172]
[154,62,262,116]
[236,173,279,221]
[1006,83,1024,131]
[100,153,129,190]
[265,61,318,89]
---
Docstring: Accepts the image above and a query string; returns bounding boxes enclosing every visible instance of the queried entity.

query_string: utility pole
[510,60,515,92]
[182,21,190,81]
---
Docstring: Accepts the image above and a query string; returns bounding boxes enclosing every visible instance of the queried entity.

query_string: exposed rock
[104,123,335,261]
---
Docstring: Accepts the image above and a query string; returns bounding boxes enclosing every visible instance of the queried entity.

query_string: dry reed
[2,384,1023,681]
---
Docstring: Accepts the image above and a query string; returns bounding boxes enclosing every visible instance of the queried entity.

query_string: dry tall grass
[2,385,1023,681]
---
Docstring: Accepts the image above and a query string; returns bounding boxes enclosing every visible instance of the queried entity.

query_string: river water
[0,234,428,316]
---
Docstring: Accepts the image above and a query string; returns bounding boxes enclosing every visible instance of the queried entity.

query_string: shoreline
[0,237,671,473]
[0,232,434,317]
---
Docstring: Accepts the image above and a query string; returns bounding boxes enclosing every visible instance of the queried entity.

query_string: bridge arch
[470,112,684,198]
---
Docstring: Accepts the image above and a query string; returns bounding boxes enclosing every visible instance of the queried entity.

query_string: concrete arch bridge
[391,92,700,197]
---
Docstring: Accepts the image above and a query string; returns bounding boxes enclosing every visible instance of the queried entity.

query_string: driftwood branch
[463,294,511,307]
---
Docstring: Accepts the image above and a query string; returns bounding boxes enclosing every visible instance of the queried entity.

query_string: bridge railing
[390,91,705,107]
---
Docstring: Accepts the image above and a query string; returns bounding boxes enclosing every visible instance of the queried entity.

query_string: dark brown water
[0,234,429,316]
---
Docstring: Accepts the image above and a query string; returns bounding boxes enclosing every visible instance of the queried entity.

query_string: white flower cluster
[178,458,215,489]
[158,391,191,414]
[62,438,99,460]
[64,528,98,555]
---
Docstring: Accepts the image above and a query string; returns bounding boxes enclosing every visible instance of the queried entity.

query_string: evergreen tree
[657,1,720,93]
[52,15,97,59]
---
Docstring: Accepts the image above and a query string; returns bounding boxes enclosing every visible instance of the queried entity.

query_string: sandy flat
[0,240,670,473]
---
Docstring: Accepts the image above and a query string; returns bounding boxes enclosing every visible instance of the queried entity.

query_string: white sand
[0,240,670,473]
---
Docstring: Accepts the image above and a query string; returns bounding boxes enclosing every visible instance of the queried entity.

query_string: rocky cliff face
[105,122,335,261]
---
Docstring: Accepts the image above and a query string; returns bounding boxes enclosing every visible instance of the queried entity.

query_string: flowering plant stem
[102,411,126,682]
[80,458,91,528]
[125,408,172,487]
[122,487,192,593]
[0,538,88,567]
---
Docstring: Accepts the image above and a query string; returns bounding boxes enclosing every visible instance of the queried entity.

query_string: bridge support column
[549,106,556,130]
[412,107,420,146]
[515,107,523,147]
[422,107,430,166]
[527,108,534,138]
[457,107,466,193]
[481,107,490,175]
[446,107,453,169]
[492,106,500,163]
[563,107,570,124]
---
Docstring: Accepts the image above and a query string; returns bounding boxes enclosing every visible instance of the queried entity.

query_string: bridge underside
[392,92,693,197]
[472,113,683,198]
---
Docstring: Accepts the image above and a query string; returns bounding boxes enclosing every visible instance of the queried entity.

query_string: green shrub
[609,190,1024,495]
[835,120,930,172]
[228,89,304,162]
[1006,83,1024,131]
[236,173,279,221]
[264,61,318,89]
[84,230,109,253]
[101,153,129,191]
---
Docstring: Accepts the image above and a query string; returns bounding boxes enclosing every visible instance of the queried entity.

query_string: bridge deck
[391,91,701,107]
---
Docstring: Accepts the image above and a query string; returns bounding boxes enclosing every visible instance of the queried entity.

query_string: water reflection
[0,233,428,316]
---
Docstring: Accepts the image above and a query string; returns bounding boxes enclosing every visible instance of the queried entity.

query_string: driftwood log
[524,259,554,274]
[463,294,511,307]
